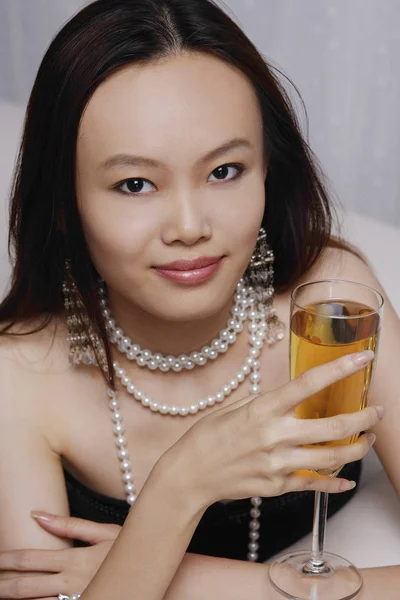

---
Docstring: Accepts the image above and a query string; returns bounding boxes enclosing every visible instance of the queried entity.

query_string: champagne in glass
[269,280,383,600]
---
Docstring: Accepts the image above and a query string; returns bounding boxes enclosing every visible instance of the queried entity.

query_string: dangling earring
[62,259,105,366]
[244,227,285,343]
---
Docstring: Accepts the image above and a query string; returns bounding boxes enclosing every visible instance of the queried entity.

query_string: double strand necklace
[99,279,284,562]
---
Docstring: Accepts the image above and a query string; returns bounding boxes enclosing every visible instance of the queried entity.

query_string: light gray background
[0,0,399,225]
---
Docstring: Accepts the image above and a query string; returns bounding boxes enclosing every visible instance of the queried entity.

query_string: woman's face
[76,52,266,322]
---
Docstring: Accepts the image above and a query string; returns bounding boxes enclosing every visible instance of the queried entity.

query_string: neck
[106,290,234,356]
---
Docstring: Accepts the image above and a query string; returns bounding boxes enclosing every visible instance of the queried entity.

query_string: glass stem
[303,491,330,574]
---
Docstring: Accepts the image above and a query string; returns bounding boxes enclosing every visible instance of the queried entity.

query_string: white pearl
[166,355,175,366]
[109,399,119,409]
[237,371,245,382]
[112,412,121,422]
[160,362,169,372]
[115,328,123,339]
[116,368,125,378]
[153,353,163,364]
[179,407,189,416]
[107,318,116,329]
[227,319,236,329]
[250,348,260,358]
[121,375,130,387]
[115,436,126,447]
[178,354,188,365]
[230,378,238,389]
[113,423,124,434]
[250,335,258,345]
[249,531,260,541]
[172,362,182,372]
[136,356,146,367]
[141,397,151,407]
[247,552,258,561]
[190,352,200,362]
[249,322,258,333]
[134,390,143,401]
[120,460,131,471]
[122,472,133,483]
[119,449,129,460]
[250,508,261,518]
[249,519,260,531]
[198,400,207,410]
[250,384,260,394]
[195,355,207,366]
[253,360,260,370]
[102,308,110,318]
[234,293,243,303]
[227,333,236,344]
[222,385,231,396]
[150,402,159,412]
[168,406,179,416]
[245,357,254,366]
[127,351,136,360]
[207,396,216,406]
[209,350,218,360]
[219,342,228,353]
[249,310,257,319]
[131,344,140,354]
[251,497,262,506]
[234,322,243,333]
[201,346,211,357]
[250,372,260,383]
[220,329,230,340]
[127,383,136,394]
[254,340,263,349]
[248,542,259,552]
[142,349,152,360]
[189,404,199,414]
[127,494,137,505]
[238,310,246,321]
[232,305,241,315]
[211,339,221,350]
[159,404,169,414]
[185,360,195,370]
[242,365,251,375]
[148,360,158,370]
[215,391,225,402]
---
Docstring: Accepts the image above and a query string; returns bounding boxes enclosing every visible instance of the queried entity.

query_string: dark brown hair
[0,0,356,384]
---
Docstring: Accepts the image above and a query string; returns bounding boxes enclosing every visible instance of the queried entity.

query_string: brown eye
[208,163,245,182]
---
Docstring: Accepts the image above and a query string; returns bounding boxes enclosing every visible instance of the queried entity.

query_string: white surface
[1,0,400,224]
[1,98,400,567]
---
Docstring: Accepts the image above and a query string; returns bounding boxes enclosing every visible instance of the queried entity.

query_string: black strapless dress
[64,459,361,562]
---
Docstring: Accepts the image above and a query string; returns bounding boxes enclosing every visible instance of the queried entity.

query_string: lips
[156,256,222,271]
[154,256,224,285]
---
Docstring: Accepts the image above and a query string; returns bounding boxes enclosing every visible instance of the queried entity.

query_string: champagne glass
[268,279,384,600]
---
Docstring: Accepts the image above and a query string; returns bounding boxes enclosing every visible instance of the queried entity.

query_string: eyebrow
[99,137,253,171]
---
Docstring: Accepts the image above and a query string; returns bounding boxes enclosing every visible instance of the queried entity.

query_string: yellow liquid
[291,300,380,454]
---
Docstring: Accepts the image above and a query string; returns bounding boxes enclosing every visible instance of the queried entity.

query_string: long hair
[0,0,354,384]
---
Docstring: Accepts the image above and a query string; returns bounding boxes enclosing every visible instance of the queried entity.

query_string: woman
[0,0,398,598]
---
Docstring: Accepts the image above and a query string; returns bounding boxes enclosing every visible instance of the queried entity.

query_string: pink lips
[154,256,223,285]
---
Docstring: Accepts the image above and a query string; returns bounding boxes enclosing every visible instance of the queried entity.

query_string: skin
[0,51,399,599]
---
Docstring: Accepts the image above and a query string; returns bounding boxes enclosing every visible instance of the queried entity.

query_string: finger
[282,433,374,474]
[0,573,63,599]
[32,512,121,544]
[291,405,382,446]
[0,549,64,573]
[285,470,357,495]
[272,350,375,413]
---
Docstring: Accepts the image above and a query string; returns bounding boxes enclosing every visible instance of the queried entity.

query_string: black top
[64,459,361,562]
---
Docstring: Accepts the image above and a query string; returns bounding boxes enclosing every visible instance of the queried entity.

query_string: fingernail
[367,433,376,447]
[339,480,357,492]
[376,405,385,420]
[31,511,55,522]
[352,350,374,366]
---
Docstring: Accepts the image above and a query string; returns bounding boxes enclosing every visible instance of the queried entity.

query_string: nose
[161,188,212,246]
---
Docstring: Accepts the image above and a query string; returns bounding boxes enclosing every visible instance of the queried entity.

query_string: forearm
[165,556,400,600]
[80,465,206,600]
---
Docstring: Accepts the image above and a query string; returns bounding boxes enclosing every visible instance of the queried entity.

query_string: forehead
[77,52,263,164]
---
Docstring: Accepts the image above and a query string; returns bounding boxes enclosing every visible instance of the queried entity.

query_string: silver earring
[62,260,105,366]
[245,227,285,342]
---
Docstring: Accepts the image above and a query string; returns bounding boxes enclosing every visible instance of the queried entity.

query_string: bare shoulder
[0,315,71,454]
[298,243,383,291]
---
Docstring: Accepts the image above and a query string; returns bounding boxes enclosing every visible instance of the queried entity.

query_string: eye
[116,178,155,196]
[208,163,245,183]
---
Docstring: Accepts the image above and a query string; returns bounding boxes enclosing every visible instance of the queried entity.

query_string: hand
[162,350,383,508]
[0,515,120,599]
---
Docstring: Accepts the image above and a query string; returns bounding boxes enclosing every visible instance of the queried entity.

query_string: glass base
[268,550,362,600]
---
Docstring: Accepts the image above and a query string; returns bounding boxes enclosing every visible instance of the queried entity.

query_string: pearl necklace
[104,286,284,563]
[100,280,253,372]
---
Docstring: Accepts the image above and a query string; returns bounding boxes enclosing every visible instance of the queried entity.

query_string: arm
[0,342,72,574]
